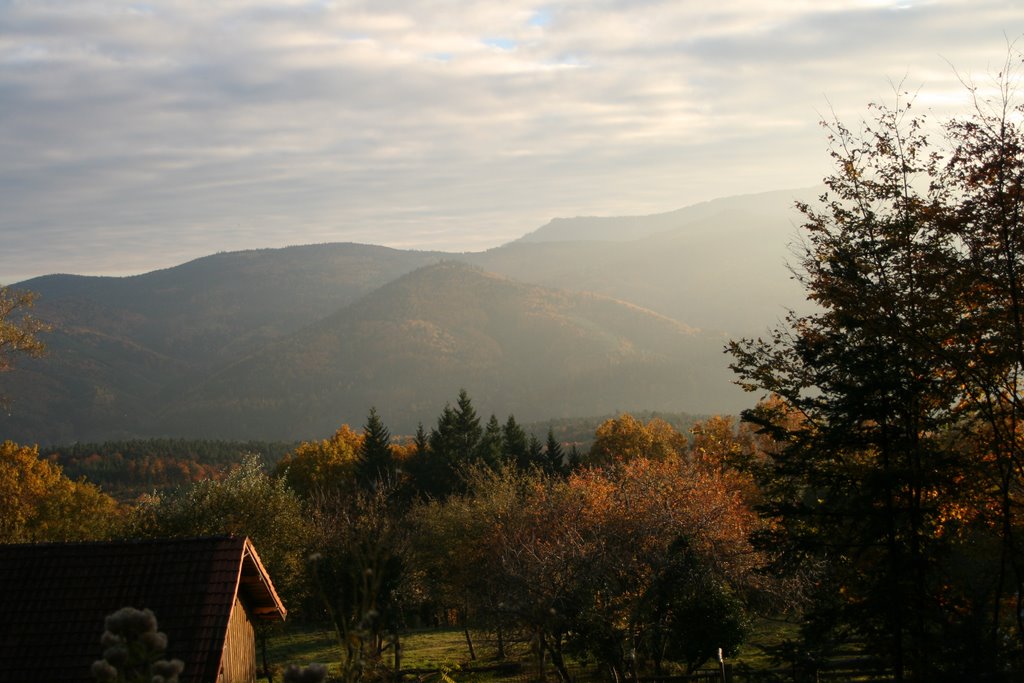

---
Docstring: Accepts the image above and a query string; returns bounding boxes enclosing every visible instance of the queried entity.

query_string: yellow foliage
[588,414,687,465]
[275,424,364,498]
[0,440,121,542]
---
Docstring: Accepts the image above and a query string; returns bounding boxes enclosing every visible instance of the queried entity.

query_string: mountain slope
[154,262,738,440]
[19,243,445,367]
[1,244,444,444]
[471,187,817,333]
[0,189,815,445]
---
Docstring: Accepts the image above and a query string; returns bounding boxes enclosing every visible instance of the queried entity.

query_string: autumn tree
[0,287,47,374]
[938,60,1024,661]
[587,414,687,466]
[0,440,121,542]
[275,424,363,498]
[412,457,766,680]
[408,464,526,661]
[727,86,1022,678]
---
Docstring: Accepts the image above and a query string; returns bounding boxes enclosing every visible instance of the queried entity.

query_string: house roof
[0,535,286,683]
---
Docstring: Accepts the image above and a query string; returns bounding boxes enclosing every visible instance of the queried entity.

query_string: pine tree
[477,415,505,469]
[428,390,484,497]
[358,407,393,490]
[502,415,529,469]
[544,428,565,476]
[526,435,544,470]
[452,389,483,460]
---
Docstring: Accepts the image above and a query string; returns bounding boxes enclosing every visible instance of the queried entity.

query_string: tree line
[0,392,770,681]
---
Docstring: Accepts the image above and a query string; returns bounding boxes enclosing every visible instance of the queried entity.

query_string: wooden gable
[0,536,286,683]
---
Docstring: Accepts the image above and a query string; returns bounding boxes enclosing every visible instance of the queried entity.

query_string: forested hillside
[0,190,802,444]
[155,262,727,439]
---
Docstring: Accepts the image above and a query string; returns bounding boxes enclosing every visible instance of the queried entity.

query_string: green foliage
[131,454,312,611]
[476,415,505,469]
[501,415,529,469]
[638,537,750,673]
[543,428,565,476]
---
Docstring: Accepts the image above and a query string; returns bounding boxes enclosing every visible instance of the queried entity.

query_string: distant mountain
[18,243,444,368]
[153,262,736,440]
[1,244,443,443]
[471,187,818,334]
[0,189,815,445]
[515,187,815,245]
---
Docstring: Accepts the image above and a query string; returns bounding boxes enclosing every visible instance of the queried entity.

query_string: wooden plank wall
[219,596,257,683]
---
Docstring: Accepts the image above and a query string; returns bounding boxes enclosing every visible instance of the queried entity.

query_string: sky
[1,0,1022,283]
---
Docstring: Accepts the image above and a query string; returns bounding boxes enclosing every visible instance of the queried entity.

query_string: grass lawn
[260,619,800,681]
[260,626,509,682]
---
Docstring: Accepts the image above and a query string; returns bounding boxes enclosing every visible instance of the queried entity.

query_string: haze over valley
[2,188,810,444]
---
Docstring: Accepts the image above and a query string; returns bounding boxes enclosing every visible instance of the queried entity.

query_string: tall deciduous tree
[309,485,406,683]
[728,83,1024,678]
[588,414,687,466]
[940,62,1024,658]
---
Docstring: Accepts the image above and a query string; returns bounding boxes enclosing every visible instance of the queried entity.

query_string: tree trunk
[462,609,476,662]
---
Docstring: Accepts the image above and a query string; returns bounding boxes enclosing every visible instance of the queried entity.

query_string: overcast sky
[1,0,1021,282]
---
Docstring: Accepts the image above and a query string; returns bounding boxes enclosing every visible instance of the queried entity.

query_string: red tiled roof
[0,535,286,683]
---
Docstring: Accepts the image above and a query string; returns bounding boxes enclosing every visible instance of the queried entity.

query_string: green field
[259,620,801,682]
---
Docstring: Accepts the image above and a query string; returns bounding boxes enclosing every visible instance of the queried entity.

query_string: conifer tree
[427,390,484,497]
[567,444,582,472]
[413,423,429,458]
[452,389,483,459]
[477,415,505,469]
[544,428,565,476]
[526,435,545,470]
[358,407,394,490]
[502,415,529,469]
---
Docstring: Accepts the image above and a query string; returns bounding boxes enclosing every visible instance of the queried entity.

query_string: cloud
[0,0,1020,281]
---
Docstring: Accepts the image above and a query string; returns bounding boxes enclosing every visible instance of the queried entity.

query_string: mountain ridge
[2,189,812,444]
